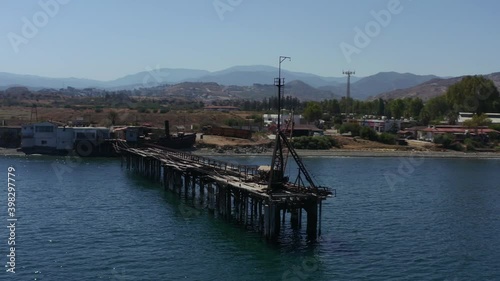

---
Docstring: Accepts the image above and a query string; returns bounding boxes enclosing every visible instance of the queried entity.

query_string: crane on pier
[267,56,331,197]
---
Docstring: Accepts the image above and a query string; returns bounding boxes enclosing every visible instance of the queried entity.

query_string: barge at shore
[19,120,195,156]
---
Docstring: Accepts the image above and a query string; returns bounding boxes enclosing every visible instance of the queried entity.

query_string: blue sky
[1,0,499,80]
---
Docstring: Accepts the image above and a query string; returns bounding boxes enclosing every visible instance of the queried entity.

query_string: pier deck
[120,145,334,241]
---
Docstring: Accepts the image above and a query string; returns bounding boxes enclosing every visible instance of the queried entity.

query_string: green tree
[359,126,378,141]
[463,113,492,128]
[378,133,397,145]
[446,76,500,114]
[463,113,492,136]
[419,109,431,125]
[377,98,385,116]
[319,99,340,116]
[108,110,119,125]
[434,133,456,148]
[490,124,500,132]
[446,112,458,125]
[303,102,322,122]
[330,99,341,115]
[389,99,405,119]
[253,115,264,124]
[407,98,424,118]
[422,95,450,122]
[339,123,361,136]
[339,97,354,116]
[292,136,338,150]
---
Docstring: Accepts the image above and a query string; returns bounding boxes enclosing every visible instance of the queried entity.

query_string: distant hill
[351,72,439,100]
[0,65,357,89]
[285,80,342,101]
[0,65,352,90]
[317,72,438,100]
[0,72,104,89]
[155,80,341,102]
[373,72,500,101]
[193,65,352,87]
[6,67,500,102]
[485,72,500,88]
[106,68,211,88]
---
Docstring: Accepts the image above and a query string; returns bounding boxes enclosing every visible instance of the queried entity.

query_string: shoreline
[192,148,500,159]
[2,147,499,159]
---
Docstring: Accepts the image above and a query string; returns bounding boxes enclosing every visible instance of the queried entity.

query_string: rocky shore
[192,146,500,159]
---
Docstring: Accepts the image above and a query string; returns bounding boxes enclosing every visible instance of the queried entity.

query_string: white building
[458,112,500,124]
[359,119,402,133]
[263,114,302,126]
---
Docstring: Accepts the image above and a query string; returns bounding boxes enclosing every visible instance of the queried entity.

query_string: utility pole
[269,56,291,191]
[343,70,355,119]
[30,104,38,123]
[275,56,291,131]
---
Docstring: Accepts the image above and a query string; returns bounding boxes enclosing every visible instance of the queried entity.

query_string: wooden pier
[119,145,334,241]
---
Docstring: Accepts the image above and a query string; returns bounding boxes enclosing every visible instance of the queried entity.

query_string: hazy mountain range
[372,72,500,101]
[0,65,353,90]
[1,66,498,101]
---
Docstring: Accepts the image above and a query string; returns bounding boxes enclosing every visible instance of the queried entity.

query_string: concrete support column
[306,202,318,240]
[290,208,300,229]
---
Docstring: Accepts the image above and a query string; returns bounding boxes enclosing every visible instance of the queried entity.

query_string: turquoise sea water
[0,155,499,280]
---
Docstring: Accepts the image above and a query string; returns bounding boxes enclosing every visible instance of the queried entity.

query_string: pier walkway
[119,144,334,240]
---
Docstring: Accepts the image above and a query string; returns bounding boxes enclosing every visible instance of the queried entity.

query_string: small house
[359,118,402,133]
[417,125,498,142]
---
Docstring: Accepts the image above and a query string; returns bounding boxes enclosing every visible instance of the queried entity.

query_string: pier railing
[143,143,260,179]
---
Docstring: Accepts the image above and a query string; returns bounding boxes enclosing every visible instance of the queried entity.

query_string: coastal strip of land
[193,148,500,159]
[2,147,499,159]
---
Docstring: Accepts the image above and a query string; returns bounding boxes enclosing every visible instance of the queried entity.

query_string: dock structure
[120,57,334,241]
[120,145,334,241]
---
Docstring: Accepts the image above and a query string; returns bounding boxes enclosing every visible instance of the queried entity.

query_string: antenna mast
[268,56,291,190]
[343,70,355,119]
